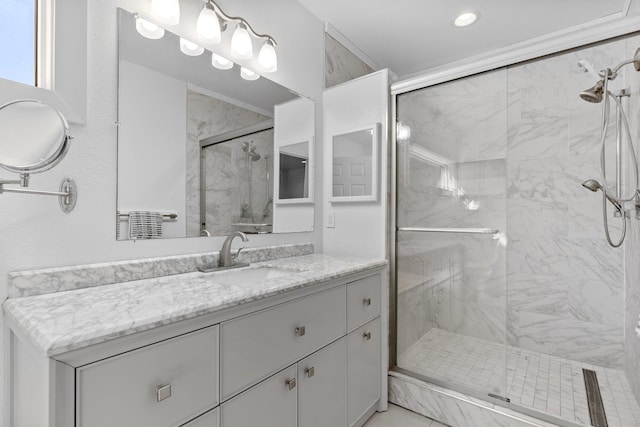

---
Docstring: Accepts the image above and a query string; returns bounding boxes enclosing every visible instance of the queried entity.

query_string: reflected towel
[128,211,163,239]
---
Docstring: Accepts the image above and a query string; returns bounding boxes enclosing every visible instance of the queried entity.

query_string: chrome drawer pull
[286,378,297,390]
[156,384,172,402]
[363,298,372,306]
[305,366,315,378]
[363,332,372,341]
[295,326,306,337]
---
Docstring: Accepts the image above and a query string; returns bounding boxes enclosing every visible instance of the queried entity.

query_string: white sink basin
[212,266,300,285]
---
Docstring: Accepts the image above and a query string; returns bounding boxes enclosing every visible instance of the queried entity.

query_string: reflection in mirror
[330,124,379,202]
[278,141,310,201]
[116,8,314,240]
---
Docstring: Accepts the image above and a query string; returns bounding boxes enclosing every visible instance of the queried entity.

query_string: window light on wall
[136,0,278,80]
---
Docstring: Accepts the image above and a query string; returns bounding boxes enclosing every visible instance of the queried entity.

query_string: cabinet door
[220,365,297,427]
[298,338,346,427]
[183,408,219,427]
[221,286,346,400]
[77,326,218,427]
[347,318,381,427]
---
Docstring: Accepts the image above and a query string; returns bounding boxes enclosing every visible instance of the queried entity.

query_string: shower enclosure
[391,35,640,427]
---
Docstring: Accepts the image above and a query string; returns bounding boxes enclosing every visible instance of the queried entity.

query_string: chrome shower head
[579,81,604,103]
[582,179,602,192]
[582,179,622,210]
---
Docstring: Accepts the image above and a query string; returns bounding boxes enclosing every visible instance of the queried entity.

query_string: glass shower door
[394,68,509,400]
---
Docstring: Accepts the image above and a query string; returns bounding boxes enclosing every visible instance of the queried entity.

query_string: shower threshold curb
[389,370,588,427]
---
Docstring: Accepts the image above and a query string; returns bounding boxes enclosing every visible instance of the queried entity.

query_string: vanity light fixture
[196,0,278,71]
[150,0,180,26]
[196,1,221,43]
[240,67,260,81]
[211,53,233,70]
[453,11,479,27]
[135,15,165,39]
[231,23,253,59]
[180,37,204,56]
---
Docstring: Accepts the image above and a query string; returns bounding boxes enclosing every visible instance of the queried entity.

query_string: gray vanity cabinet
[7,268,385,427]
[347,318,381,427]
[76,327,219,427]
[220,365,298,427]
[298,337,347,427]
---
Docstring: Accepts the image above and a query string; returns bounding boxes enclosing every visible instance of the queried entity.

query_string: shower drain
[583,369,608,427]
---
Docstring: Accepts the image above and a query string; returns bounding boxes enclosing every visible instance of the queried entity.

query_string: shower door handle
[397,227,500,235]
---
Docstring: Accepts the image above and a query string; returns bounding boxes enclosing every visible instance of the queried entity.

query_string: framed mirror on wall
[275,139,313,204]
[116,8,315,240]
[329,123,380,203]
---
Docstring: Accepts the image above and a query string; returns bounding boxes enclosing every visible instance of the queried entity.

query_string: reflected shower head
[579,81,604,103]
[582,179,622,210]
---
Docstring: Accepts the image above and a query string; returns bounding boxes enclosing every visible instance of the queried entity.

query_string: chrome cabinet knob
[156,384,172,402]
[286,377,297,390]
[305,367,315,378]
[295,326,306,337]
[363,332,372,341]
[363,298,372,306]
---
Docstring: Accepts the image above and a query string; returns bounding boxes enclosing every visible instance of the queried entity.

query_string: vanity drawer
[76,326,218,427]
[347,274,380,332]
[220,286,346,400]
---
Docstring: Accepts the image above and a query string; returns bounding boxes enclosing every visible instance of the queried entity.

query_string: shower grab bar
[397,227,500,235]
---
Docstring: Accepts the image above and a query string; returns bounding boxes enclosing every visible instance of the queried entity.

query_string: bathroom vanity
[4,249,386,427]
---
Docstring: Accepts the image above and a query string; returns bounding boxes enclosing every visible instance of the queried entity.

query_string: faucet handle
[232,247,244,260]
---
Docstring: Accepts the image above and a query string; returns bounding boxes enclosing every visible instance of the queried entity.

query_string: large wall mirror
[116,9,315,240]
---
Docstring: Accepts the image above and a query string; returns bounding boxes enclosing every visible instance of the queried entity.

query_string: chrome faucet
[218,231,249,268]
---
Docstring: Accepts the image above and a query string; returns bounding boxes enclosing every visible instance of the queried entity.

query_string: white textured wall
[0,0,324,421]
[118,60,187,239]
[322,70,389,259]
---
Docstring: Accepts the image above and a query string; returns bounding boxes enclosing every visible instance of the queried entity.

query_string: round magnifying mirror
[0,99,70,174]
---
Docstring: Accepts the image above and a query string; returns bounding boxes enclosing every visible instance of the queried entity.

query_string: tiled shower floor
[398,328,640,427]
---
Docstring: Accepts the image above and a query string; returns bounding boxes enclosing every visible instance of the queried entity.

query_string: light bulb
[258,40,277,72]
[150,0,180,26]
[196,3,221,43]
[231,23,253,60]
[211,53,233,70]
[180,37,204,56]
[135,16,165,40]
[396,121,411,141]
[240,67,259,81]
[453,11,479,27]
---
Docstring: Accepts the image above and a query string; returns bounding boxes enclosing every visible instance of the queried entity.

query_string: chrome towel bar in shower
[397,227,500,235]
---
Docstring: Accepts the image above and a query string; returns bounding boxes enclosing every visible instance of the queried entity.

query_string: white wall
[0,0,324,420]
[322,70,389,259]
[273,97,315,232]
[118,60,187,239]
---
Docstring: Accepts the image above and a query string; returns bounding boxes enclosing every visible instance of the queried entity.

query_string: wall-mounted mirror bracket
[0,176,78,213]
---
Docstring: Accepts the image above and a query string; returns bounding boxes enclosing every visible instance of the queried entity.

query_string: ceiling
[296,0,631,78]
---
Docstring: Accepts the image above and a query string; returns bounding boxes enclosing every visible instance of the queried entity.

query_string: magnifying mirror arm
[0,177,78,213]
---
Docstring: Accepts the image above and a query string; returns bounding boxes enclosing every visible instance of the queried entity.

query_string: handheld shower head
[582,179,602,192]
[579,81,604,103]
[582,179,622,210]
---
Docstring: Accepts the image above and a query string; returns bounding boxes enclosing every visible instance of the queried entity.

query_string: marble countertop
[4,254,386,357]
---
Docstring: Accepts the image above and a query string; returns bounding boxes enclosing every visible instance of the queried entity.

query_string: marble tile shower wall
[324,33,375,88]
[185,91,270,237]
[203,129,273,236]
[397,35,640,371]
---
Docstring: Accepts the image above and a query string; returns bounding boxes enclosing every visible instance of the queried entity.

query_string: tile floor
[364,404,450,427]
[398,328,640,427]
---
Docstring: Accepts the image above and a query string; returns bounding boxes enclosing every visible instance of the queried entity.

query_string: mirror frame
[274,137,314,205]
[329,123,379,203]
[0,99,71,175]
